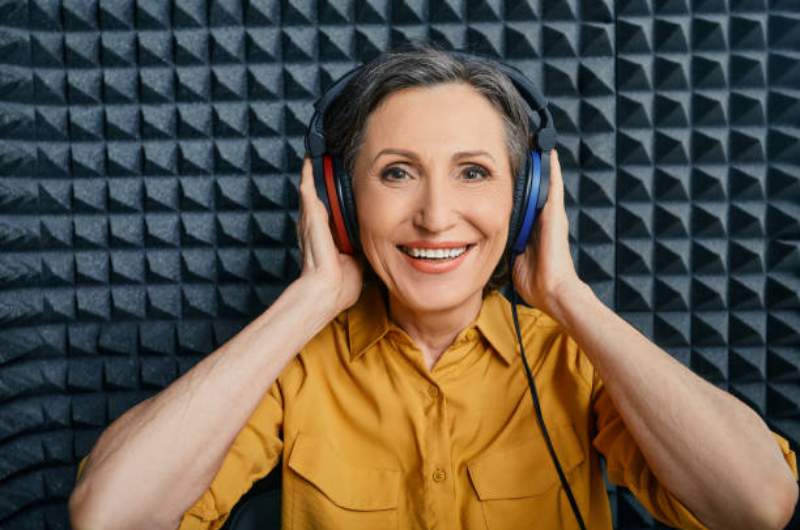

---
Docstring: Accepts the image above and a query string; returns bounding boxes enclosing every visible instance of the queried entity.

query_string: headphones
[304,50,558,262]
[302,50,587,530]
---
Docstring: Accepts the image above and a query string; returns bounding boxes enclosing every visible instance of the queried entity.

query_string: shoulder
[283,307,349,359]
[274,309,351,398]
[488,289,562,342]
[501,297,594,392]
[520,304,560,329]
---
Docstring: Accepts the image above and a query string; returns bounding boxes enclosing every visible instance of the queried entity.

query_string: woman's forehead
[360,83,509,161]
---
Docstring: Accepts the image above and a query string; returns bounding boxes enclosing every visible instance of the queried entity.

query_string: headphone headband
[305,65,363,158]
[446,51,557,151]
[305,50,557,157]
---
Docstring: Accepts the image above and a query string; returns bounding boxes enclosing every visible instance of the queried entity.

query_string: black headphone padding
[332,155,359,251]
[506,151,532,259]
[536,152,551,211]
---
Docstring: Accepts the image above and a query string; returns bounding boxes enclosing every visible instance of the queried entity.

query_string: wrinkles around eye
[379,164,492,183]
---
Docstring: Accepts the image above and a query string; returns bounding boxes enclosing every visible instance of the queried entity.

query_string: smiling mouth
[397,244,476,261]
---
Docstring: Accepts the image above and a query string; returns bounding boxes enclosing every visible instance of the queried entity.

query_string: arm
[68,276,340,530]
[512,150,798,530]
[69,157,363,530]
[550,280,798,530]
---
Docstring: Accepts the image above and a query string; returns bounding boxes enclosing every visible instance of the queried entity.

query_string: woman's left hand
[511,149,585,319]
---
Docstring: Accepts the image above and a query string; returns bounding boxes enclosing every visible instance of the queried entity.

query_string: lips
[396,242,476,274]
[399,240,474,249]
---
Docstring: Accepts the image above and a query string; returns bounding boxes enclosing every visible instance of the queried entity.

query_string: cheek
[353,185,404,263]
[470,190,513,243]
[356,186,393,235]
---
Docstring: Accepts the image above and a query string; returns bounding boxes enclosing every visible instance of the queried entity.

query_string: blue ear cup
[512,150,550,255]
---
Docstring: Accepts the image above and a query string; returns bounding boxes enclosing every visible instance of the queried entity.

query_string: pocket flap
[288,432,401,511]
[467,422,585,500]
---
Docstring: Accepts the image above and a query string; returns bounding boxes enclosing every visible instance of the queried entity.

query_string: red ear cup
[322,154,355,254]
[332,154,360,253]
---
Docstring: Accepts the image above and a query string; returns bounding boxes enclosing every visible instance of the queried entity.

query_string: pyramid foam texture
[0,0,798,528]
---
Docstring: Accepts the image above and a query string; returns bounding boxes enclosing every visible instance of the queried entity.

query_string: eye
[380,166,410,181]
[462,165,490,181]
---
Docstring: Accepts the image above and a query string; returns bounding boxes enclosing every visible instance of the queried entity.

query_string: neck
[386,288,483,369]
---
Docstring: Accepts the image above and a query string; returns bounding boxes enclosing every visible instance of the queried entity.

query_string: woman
[69,44,797,530]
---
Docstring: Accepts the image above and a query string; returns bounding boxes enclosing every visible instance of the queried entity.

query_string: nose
[413,172,458,234]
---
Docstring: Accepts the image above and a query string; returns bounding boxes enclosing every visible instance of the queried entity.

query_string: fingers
[299,156,314,208]
[298,156,322,263]
[548,149,564,208]
[297,156,313,253]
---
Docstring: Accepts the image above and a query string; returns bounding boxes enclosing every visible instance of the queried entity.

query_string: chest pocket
[467,421,586,530]
[287,432,401,530]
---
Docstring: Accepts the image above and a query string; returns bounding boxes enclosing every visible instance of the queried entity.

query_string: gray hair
[322,41,534,294]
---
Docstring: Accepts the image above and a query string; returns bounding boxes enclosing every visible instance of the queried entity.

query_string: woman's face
[352,82,514,314]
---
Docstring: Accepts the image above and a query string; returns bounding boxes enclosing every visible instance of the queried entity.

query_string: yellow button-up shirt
[77,281,798,529]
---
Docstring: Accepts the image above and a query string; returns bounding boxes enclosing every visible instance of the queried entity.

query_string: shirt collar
[346,281,392,363]
[346,282,522,365]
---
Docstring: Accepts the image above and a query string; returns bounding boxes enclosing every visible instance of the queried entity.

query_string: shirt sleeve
[70,375,285,530]
[176,377,285,530]
[589,370,799,530]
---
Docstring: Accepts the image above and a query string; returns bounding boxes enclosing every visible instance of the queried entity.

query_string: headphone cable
[508,273,587,530]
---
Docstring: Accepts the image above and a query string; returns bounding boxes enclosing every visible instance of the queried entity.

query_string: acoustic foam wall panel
[0,0,795,529]
[614,0,800,526]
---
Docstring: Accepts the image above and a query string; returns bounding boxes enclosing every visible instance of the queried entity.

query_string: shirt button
[427,385,439,398]
[432,468,447,482]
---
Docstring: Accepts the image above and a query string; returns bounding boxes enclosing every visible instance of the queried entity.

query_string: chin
[392,272,485,313]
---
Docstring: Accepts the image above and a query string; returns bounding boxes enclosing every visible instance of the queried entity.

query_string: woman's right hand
[296,155,364,316]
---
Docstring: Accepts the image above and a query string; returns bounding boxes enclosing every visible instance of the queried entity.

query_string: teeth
[401,246,468,259]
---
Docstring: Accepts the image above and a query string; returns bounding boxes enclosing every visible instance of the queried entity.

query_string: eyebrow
[371,148,496,165]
